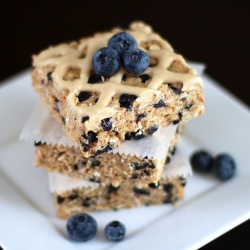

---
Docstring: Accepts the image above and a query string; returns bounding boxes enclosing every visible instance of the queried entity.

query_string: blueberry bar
[21,103,182,187]
[49,148,190,219]
[35,126,179,188]
[32,21,204,157]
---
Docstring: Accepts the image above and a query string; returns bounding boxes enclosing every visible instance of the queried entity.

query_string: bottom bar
[49,146,191,219]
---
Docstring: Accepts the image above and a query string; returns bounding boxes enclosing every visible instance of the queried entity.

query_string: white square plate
[0,66,249,250]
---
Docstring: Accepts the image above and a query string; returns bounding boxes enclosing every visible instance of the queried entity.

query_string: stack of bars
[20,21,204,219]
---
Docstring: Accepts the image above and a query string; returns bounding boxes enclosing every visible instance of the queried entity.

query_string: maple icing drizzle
[33,22,202,129]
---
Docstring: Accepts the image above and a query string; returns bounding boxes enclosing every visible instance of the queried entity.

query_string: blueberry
[81,131,97,148]
[212,154,236,180]
[78,91,91,102]
[163,183,173,196]
[101,118,112,131]
[132,173,139,179]
[47,72,53,82]
[165,156,171,164]
[171,86,182,95]
[89,177,101,183]
[132,162,143,170]
[133,129,145,140]
[148,125,158,135]
[81,116,89,123]
[54,106,60,113]
[34,141,43,147]
[153,100,166,108]
[143,162,155,169]
[139,74,150,83]
[185,102,193,110]
[122,48,150,75]
[107,184,120,194]
[69,194,78,200]
[105,220,126,242]
[66,213,97,242]
[136,113,147,122]
[122,73,127,81]
[82,198,91,207]
[119,94,137,110]
[108,32,137,55]
[54,97,59,103]
[81,160,87,166]
[95,144,113,155]
[62,117,66,125]
[133,187,150,195]
[170,146,176,155]
[125,132,132,140]
[88,73,102,84]
[190,150,213,172]
[179,177,187,187]
[169,84,182,94]
[92,47,120,77]
[57,195,65,204]
[83,131,97,143]
[91,160,100,167]
[148,182,160,189]
[172,119,180,125]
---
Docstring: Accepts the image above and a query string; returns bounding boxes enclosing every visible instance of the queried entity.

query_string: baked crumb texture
[32,21,204,157]
[35,124,180,187]
[54,174,186,219]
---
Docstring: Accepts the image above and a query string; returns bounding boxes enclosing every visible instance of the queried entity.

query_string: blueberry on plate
[212,153,236,180]
[92,47,120,77]
[190,150,213,172]
[122,48,150,75]
[66,213,97,242]
[108,32,138,55]
[105,220,126,242]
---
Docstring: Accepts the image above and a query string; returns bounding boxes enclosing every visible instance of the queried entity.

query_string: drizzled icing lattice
[33,22,202,130]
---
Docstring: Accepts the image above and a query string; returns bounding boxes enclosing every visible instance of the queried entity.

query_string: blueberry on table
[190,150,213,172]
[105,220,126,241]
[66,213,97,242]
[213,153,236,180]
[122,48,150,75]
[108,32,138,55]
[92,47,120,77]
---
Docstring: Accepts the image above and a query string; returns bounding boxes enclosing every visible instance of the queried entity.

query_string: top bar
[32,21,204,157]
